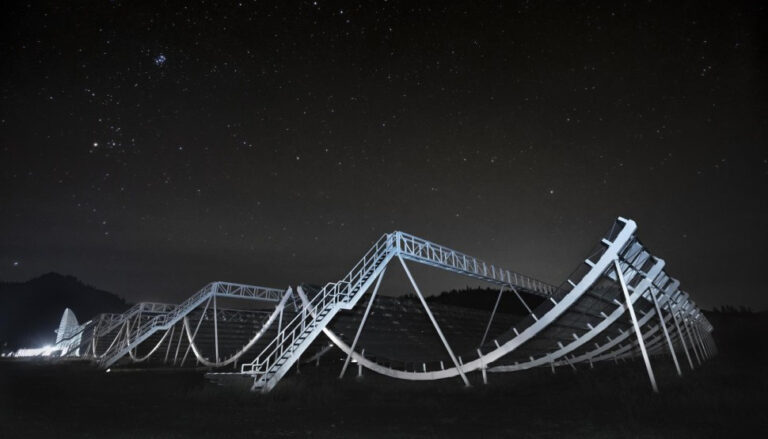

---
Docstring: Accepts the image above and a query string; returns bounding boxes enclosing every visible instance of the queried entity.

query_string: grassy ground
[1,312,766,438]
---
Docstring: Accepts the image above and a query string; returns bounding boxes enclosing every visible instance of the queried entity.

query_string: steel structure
[55,217,714,394]
[58,282,294,370]
[231,217,713,392]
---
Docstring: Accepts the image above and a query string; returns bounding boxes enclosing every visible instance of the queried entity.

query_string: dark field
[1,312,766,438]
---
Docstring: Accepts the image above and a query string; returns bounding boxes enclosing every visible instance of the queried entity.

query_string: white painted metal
[614,258,658,393]
[213,294,219,363]
[398,255,470,386]
[666,285,695,370]
[184,288,295,368]
[98,283,286,368]
[511,286,537,321]
[60,217,712,393]
[340,267,386,379]
[314,219,638,382]
[479,286,505,347]
[684,315,703,366]
[648,283,682,376]
[494,254,664,372]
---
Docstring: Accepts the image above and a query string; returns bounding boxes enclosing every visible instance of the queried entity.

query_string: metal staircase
[241,234,396,391]
[241,231,556,392]
[98,282,285,368]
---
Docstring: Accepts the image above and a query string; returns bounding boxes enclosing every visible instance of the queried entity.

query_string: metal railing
[240,234,394,386]
[98,282,286,368]
[394,231,557,296]
[240,230,559,390]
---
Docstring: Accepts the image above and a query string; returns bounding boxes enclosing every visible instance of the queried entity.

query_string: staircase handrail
[241,233,393,374]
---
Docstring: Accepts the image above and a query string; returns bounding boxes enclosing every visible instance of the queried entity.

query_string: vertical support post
[340,266,387,378]
[480,286,505,346]
[164,324,176,364]
[683,318,702,366]
[693,322,709,360]
[91,325,99,357]
[700,326,712,359]
[120,320,130,353]
[700,330,710,356]
[173,322,184,365]
[213,292,220,363]
[135,307,142,343]
[705,330,717,356]
[398,255,470,387]
[358,349,364,378]
[181,297,212,366]
[614,259,658,393]
[701,330,711,355]
[668,301,694,371]
[649,288,682,376]
[477,349,488,385]
[691,322,704,359]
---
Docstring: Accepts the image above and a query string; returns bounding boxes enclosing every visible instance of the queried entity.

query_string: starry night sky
[1,1,765,309]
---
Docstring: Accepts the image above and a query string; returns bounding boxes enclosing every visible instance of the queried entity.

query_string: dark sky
[1,1,765,310]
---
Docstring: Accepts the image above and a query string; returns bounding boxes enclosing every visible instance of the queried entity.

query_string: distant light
[13,344,58,357]
[154,54,167,66]
[106,368,111,373]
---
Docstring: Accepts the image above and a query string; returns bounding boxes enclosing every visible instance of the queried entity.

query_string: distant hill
[0,273,130,351]
[427,286,546,315]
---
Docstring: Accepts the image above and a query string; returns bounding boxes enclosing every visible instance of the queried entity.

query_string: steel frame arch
[287,218,638,385]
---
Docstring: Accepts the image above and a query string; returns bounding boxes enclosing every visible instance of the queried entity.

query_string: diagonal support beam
[340,266,387,379]
[684,318,702,365]
[480,286,505,347]
[649,288,682,376]
[614,259,658,393]
[181,297,212,366]
[668,301,694,370]
[512,286,538,321]
[705,330,717,356]
[213,293,220,363]
[692,322,709,360]
[164,324,176,363]
[398,255,470,386]
[173,321,185,365]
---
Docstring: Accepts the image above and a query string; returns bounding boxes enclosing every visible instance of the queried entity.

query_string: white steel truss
[234,217,713,392]
[56,217,713,394]
[59,283,289,369]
